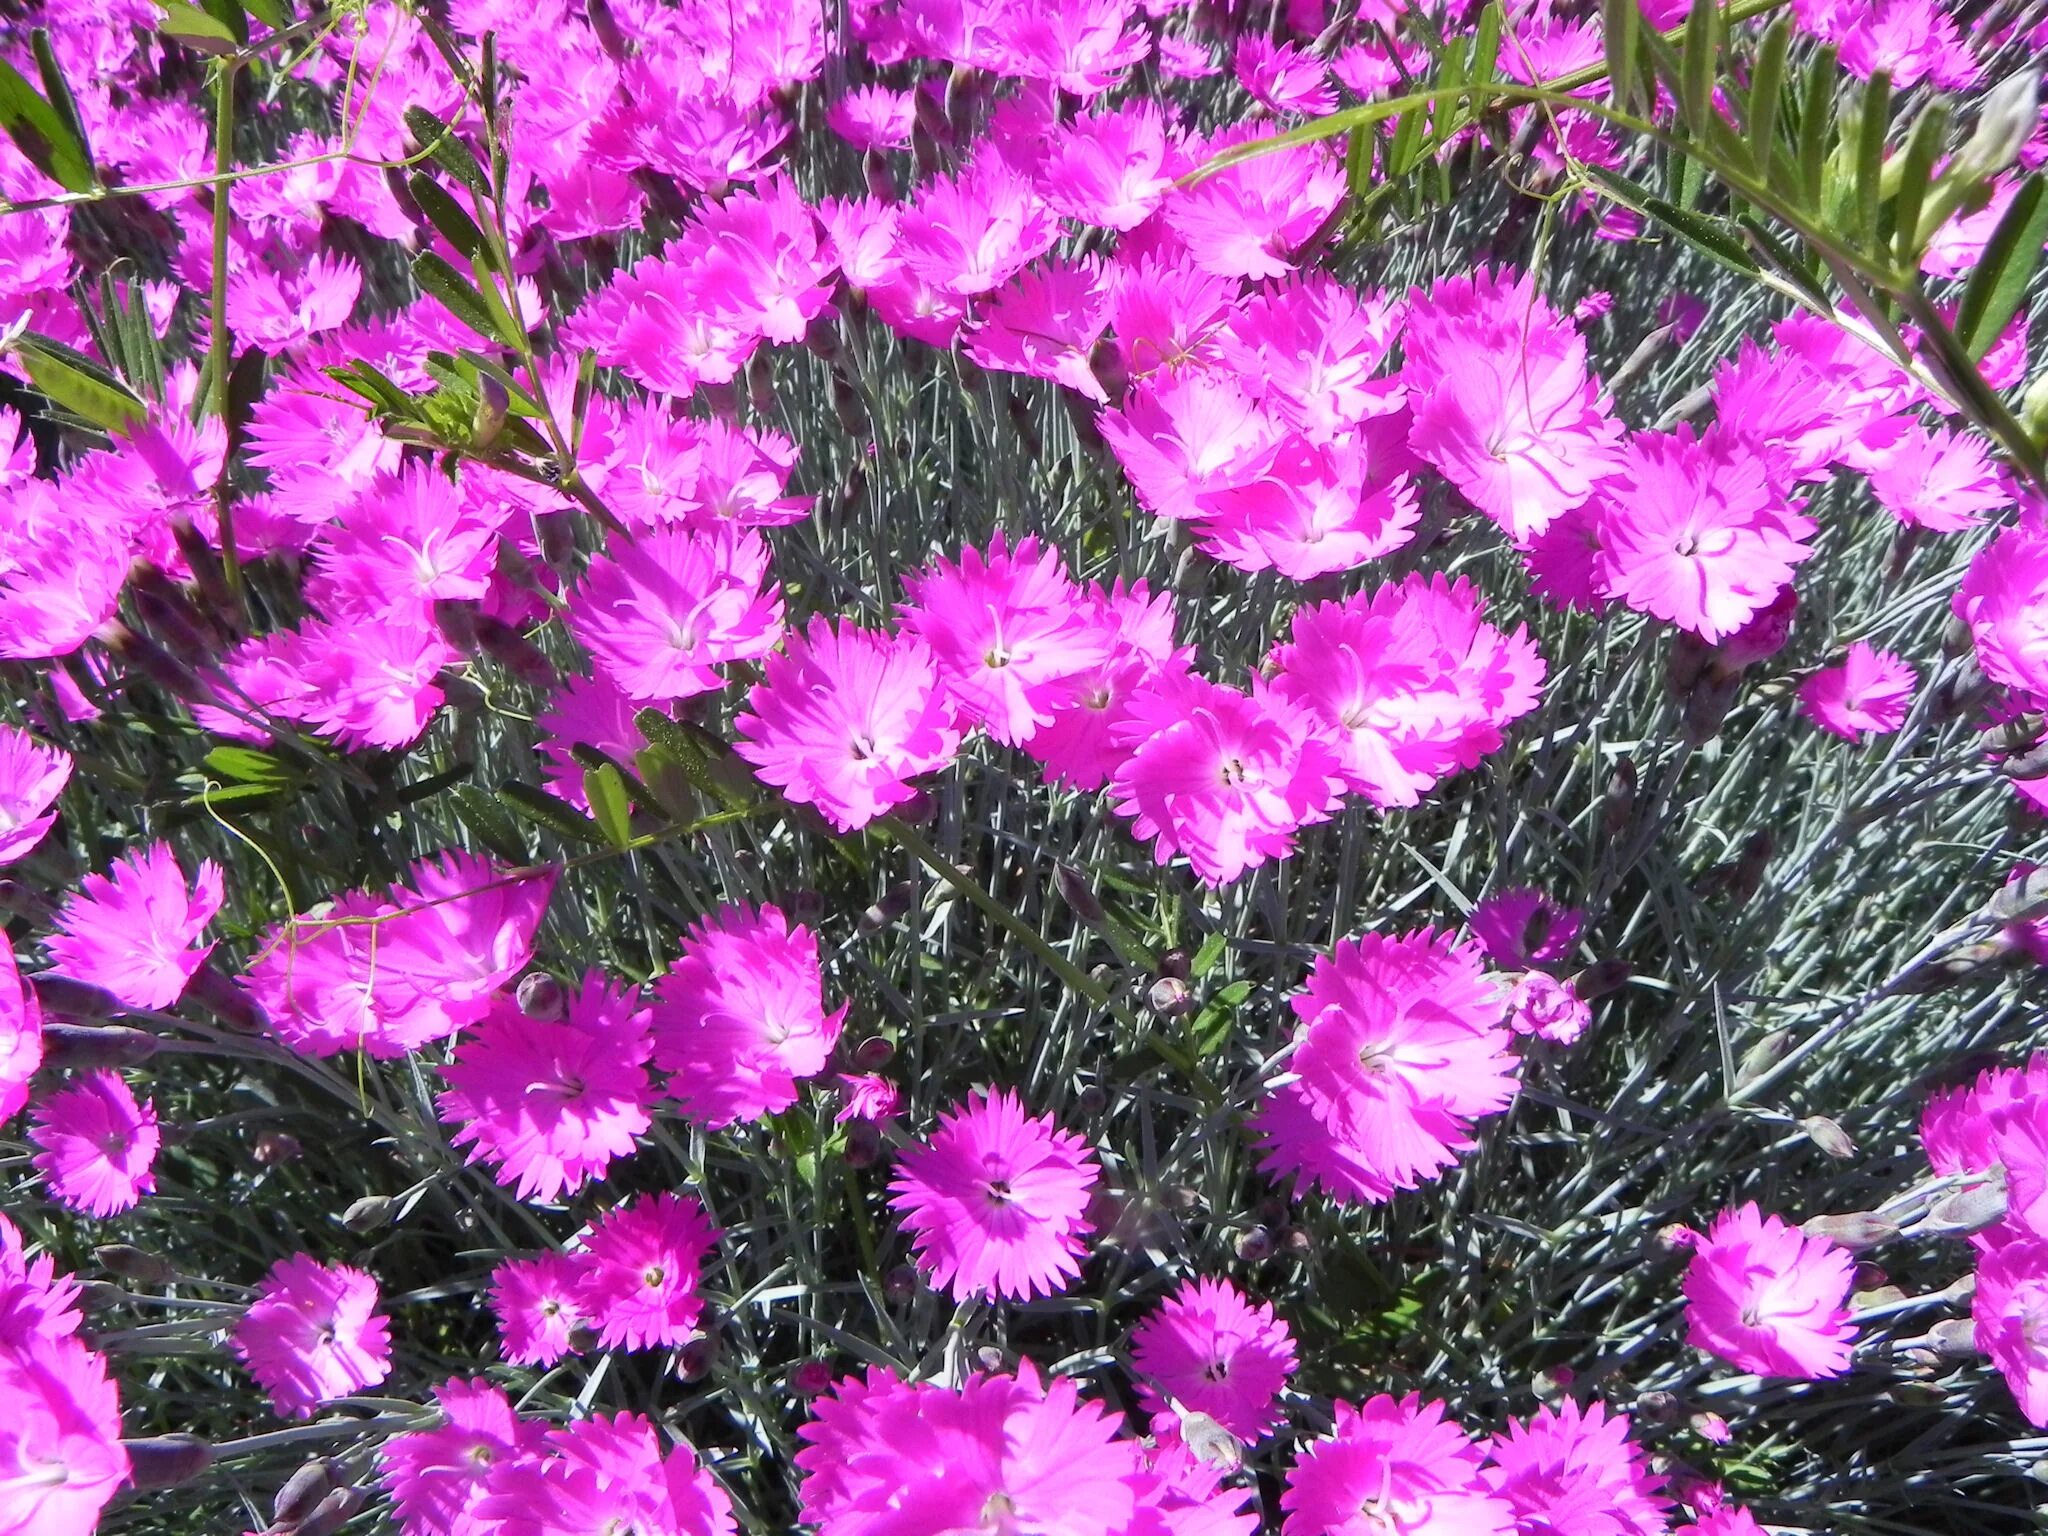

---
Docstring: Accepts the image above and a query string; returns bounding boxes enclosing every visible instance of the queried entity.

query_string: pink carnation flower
[568,525,783,705]
[1282,1393,1513,1536]
[1471,889,1583,970]
[0,941,41,1123]
[439,974,654,1203]
[896,156,1060,297]
[1506,972,1593,1045]
[1680,1203,1856,1378]
[1868,424,2009,532]
[1594,427,1816,643]
[233,1254,393,1419]
[651,904,846,1129]
[0,1332,130,1536]
[1236,35,1337,115]
[535,673,649,815]
[1258,928,1518,1204]
[1798,642,1915,742]
[488,1252,592,1368]
[1130,1276,1297,1441]
[380,1378,546,1536]
[478,1412,735,1536]
[0,723,70,866]
[964,258,1117,402]
[887,1088,1099,1301]
[44,841,223,1010]
[1025,579,1188,792]
[1160,126,1344,281]
[1109,671,1345,886]
[1042,103,1173,231]
[1972,1236,2048,1426]
[29,1071,159,1218]
[0,1210,78,1345]
[900,533,1112,746]
[826,85,915,151]
[574,1192,717,1351]
[308,465,506,632]
[1955,527,2048,702]
[1486,1399,1669,1536]
[734,618,962,833]
[797,1361,1145,1536]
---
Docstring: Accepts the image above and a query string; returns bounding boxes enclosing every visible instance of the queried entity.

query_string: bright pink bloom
[827,85,915,151]
[0,724,70,866]
[1799,642,1915,741]
[1161,126,1344,280]
[888,1087,1099,1301]
[1099,370,1285,522]
[734,618,962,833]
[1868,424,2009,532]
[1130,1276,1297,1441]
[797,1362,1145,1536]
[1260,929,1518,1204]
[1026,580,1188,792]
[0,942,40,1123]
[965,258,1116,402]
[380,1378,547,1536]
[227,251,362,351]
[1485,1399,1669,1536]
[1042,103,1173,230]
[478,1412,735,1536]
[439,974,654,1203]
[1680,1203,1856,1378]
[1107,255,1237,381]
[1236,36,1337,114]
[1594,427,1816,643]
[234,1254,393,1419]
[1282,1393,1513,1536]
[309,465,507,631]
[488,1253,591,1368]
[1267,576,1545,809]
[900,533,1112,746]
[0,1332,129,1536]
[1955,528,2048,702]
[568,526,783,704]
[691,178,840,345]
[29,1071,158,1218]
[896,157,1060,297]
[652,904,845,1128]
[1973,1237,2048,1426]
[574,1192,717,1351]
[1108,671,1345,885]
[44,841,223,1010]
[1218,277,1406,441]
[834,1073,900,1123]
[535,673,648,815]
[1471,889,1583,970]
[1198,430,1420,579]
[1505,972,1593,1045]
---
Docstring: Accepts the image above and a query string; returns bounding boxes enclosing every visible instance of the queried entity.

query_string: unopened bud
[1667,630,1713,695]
[1988,867,2048,925]
[1076,1084,1107,1115]
[1235,1226,1273,1262]
[292,1487,367,1536]
[341,1195,396,1234]
[516,971,567,1021]
[472,372,509,450]
[858,882,915,935]
[1924,1180,2010,1237]
[1178,1409,1244,1471]
[122,1434,212,1490]
[1953,66,2041,185]
[188,962,263,1031]
[1602,756,1638,840]
[567,1324,603,1354]
[1157,948,1191,981]
[1054,864,1105,926]
[1635,1389,1680,1423]
[41,1023,157,1069]
[273,1461,336,1525]
[884,1265,918,1301]
[1682,672,1740,745]
[32,975,120,1023]
[586,0,629,59]
[1689,1411,1731,1444]
[843,1119,882,1168]
[1162,1184,1202,1211]
[96,1244,177,1286]
[1929,1317,1980,1357]
[1800,1212,1901,1251]
[1148,976,1192,1017]
[1734,1028,1793,1087]
[1574,960,1632,999]
[853,1036,894,1070]
[1800,1115,1857,1160]
[253,1130,302,1166]
[790,1359,836,1396]
[473,613,557,690]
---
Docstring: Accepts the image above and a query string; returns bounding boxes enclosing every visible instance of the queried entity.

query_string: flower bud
[858,883,916,934]
[1929,1317,1980,1357]
[1923,1180,2010,1238]
[291,1487,367,1536]
[1800,1212,1901,1251]
[1147,976,1192,1017]
[1076,1084,1107,1115]
[1157,948,1191,981]
[471,372,510,450]
[1682,672,1741,745]
[586,0,629,59]
[123,1434,212,1491]
[1602,756,1638,840]
[516,971,567,1021]
[1689,1412,1731,1444]
[273,1461,336,1526]
[96,1244,177,1286]
[676,1337,716,1381]
[1054,864,1106,926]
[1235,1226,1273,1262]
[1178,1409,1244,1471]
[41,1023,157,1070]
[188,961,264,1031]
[843,1119,882,1169]
[1800,1115,1857,1160]
[568,1325,603,1354]
[854,1035,895,1070]
[1573,960,1631,999]
[782,887,825,926]
[1951,66,2041,186]
[884,1265,918,1301]
[253,1131,302,1166]
[76,1281,125,1312]
[1635,1390,1680,1424]
[32,974,120,1023]
[1734,1028,1792,1087]
[790,1359,836,1397]
[341,1195,396,1234]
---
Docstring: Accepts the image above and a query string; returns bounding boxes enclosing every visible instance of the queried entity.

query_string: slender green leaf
[1956,174,2048,360]
[203,746,292,785]
[1601,0,1639,112]
[412,252,503,344]
[1345,122,1373,195]
[468,251,528,347]
[1798,48,1836,209]
[402,106,490,198]
[29,31,93,185]
[1853,70,1891,251]
[241,0,290,27]
[10,334,146,431]
[1889,101,1950,269]
[154,0,240,50]
[1738,214,1833,309]
[323,362,414,418]
[583,764,635,850]
[1644,195,1759,274]
[569,347,597,461]
[1469,2,1502,88]
[0,59,92,192]
[1679,0,1717,135]
[407,173,490,262]
[498,782,602,844]
[449,784,530,865]
[1746,16,1789,178]
[197,0,249,44]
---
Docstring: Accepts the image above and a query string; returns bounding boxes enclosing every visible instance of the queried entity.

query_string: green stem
[208,59,243,603]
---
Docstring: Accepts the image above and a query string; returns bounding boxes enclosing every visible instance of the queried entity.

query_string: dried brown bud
[95,1244,177,1286]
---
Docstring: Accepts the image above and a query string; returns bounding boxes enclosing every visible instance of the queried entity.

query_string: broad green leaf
[402,106,490,198]
[412,252,503,344]
[203,746,292,785]
[498,781,601,844]
[154,0,240,51]
[11,334,146,431]
[197,0,249,45]
[1746,16,1789,178]
[0,59,92,192]
[1190,931,1227,979]
[241,0,290,26]
[583,763,634,849]
[407,172,491,262]
[1956,174,2048,360]
[449,784,530,865]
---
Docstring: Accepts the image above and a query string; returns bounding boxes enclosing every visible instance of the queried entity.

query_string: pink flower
[568,526,784,705]
[1282,1393,1513,1536]
[0,723,70,866]
[535,673,649,815]
[896,156,1060,297]
[1099,369,1286,522]
[1471,889,1583,970]
[834,1073,901,1123]
[488,1253,591,1368]
[1680,1203,1856,1378]
[0,1332,129,1536]
[1267,576,1545,809]
[574,1192,717,1351]
[1972,1237,2048,1426]
[1594,427,1816,643]
[691,178,840,345]
[827,85,915,151]
[1955,527,2048,702]
[1506,972,1593,1045]
[1161,126,1345,280]
[1218,276,1406,440]
[308,465,507,631]
[900,533,1112,746]
[478,1412,735,1536]
[1485,1399,1669,1536]
[734,618,962,833]
[439,974,654,1203]
[29,1071,158,1218]
[1258,929,1518,1205]
[887,1087,1099,1301]
[380,1378,547,1536]
[797,1361,1145,1536]
[651,904,846,1128]
[1108,256,1237,382]
[44,841,223,1010]
[1130,1276,1297,1441]
[0,941,41,1124]
[1867,424,2009,532]
[1025,579,1188,792]
[1799,642,1915,741]
[1198,430,1420,579]
[1042,103,1173,231]
[1109,670,1346,886]
[965,258,1117,402]
[233,1254,393,1419]
[1236,36,1338,115]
